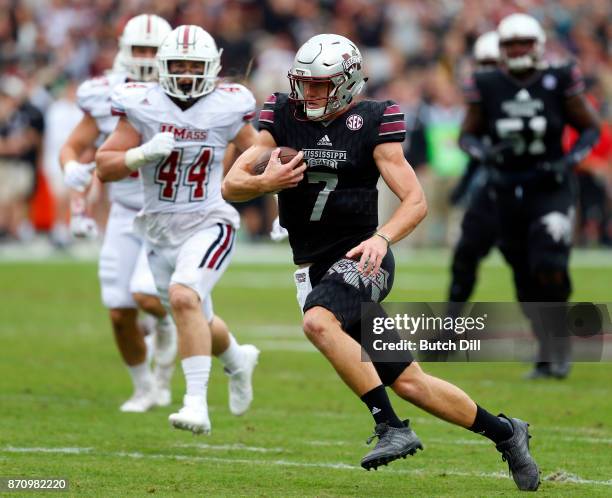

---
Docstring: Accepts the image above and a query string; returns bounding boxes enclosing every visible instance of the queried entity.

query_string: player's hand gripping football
[64,161,96,192]
[346,234,389,277]
[261,148,306,192]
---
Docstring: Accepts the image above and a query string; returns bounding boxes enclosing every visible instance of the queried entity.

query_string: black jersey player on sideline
[459,14,600,380]
[448,31,500,308]
[224,34,540,491]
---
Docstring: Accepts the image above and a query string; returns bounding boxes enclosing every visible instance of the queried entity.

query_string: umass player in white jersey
[60,14,180,413]
[97,25,260,435]
[224,34,540,491]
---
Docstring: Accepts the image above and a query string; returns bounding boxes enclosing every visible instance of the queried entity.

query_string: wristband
[374,231,391,247]
[125,147,145,171]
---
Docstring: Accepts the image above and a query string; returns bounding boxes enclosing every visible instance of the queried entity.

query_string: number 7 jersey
[111,82,255,218]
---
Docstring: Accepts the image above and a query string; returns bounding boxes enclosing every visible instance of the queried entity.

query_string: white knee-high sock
[181,355,211,399]
[127,361,154,392]
[218,334,244,374]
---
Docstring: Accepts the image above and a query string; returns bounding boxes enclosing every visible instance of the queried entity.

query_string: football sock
[182,355,211,399]
[218,334,244,374]
[156,314,173,331]
[127,361,154,392]
[360,385,404,428]
[469,405,514,443]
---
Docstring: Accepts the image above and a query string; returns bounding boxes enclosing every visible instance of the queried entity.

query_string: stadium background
[0,0,610,247]
[1,0,612,495]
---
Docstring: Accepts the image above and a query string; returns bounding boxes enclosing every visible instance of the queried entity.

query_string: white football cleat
[227,344,260,416]
[155,386,172,407]
[168,395,211,434]
[120,386,158,413]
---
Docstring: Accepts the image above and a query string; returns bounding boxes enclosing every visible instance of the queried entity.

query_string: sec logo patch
[346,114,363,131]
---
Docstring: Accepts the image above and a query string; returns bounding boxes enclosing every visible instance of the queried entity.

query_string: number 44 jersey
[111,82,255,224]
[258,93,406,264]
[464,62,585,172]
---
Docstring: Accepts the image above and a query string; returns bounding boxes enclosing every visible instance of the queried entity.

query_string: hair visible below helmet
[119,14,172,81]
[497,13,546,72]
[157,25,222,101]
[288,34,366,121]
[473,31,500,68]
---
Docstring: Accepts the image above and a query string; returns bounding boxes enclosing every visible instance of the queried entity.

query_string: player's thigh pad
[303,252,395,330]
[98,203,142,308]
[170,223,236,303]
[129,245,159,297]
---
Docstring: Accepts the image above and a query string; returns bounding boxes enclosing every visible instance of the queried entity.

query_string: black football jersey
[258,93,406,264]
[465,62,585,171]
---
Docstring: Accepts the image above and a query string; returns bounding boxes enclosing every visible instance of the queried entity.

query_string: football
[252,146,302,175]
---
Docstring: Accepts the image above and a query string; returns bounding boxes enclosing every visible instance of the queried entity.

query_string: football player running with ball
[459,14,600,380]
[223,34,540,491]
[60,14,178,412]
[96,25,260,434]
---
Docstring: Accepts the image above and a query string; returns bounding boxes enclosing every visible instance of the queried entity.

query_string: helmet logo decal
[341,52,361,74]
[346,114,363,131]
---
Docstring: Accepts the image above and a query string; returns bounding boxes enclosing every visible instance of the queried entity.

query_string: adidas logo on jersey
[516,89,531,101]
[371,407,381,415]
[317,135,333,146]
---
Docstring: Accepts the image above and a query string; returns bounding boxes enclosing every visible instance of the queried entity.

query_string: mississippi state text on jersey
[258,93,406,264]
[464,62,585,171]
[77,71,142,209]
[111,82,255,217]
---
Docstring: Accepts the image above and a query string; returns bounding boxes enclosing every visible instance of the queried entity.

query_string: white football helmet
[497,13,546,72]
[157,25,222,101]
[119,14,172,81]
[473,31,499,67]
[288,34,366,121]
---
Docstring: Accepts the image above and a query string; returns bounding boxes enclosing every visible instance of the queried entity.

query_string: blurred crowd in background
[0,0,610,249]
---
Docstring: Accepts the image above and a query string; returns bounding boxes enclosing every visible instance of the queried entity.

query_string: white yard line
[2,446,611,487]
[174,443,285,453]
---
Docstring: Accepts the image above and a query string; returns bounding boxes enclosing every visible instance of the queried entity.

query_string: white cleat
[168,395,211,435]
[155,387,172,407]
[120,387,158,413]
[227,344,260,416]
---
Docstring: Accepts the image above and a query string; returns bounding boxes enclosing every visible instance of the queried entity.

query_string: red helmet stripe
[146,15,151,34]
[182,25,190,51]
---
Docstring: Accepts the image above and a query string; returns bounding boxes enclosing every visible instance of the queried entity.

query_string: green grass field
[1,250,611,496]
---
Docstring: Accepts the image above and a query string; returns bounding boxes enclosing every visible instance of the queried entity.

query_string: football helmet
[288,34,366,121]
[119,14,172,81]
[157,25,222,101]
[497,13,545,72]
[473,31,499,68]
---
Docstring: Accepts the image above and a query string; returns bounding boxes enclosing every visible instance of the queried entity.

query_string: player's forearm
[565,127,600,166]
[222,148,269,202]
[95,149,132,182]
[458,133,489,162]
[378,190,427,244]
[222,167,267,202]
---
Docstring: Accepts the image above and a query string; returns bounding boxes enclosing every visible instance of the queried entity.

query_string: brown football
[251,146,302,175]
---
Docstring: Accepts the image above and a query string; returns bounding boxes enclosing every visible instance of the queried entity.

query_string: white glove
[270,216,288,242]
[70,215,98,239]
[125,132,175,171]
[64,161,95,192]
